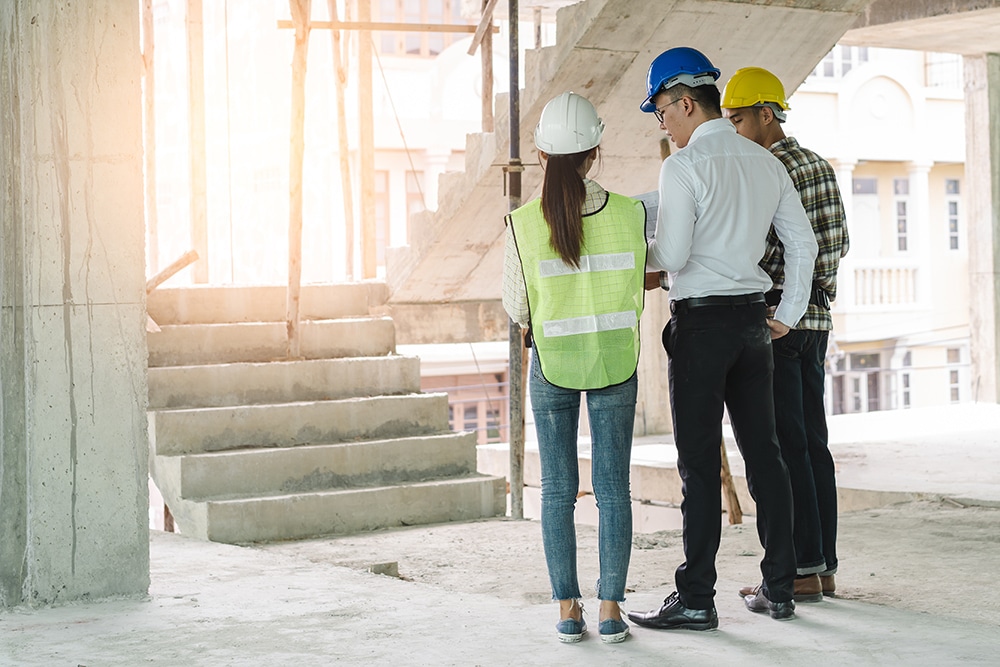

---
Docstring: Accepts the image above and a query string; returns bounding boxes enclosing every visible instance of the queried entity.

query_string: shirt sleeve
[771,172,819,328]
[501,219,530,328]
[646,157,696,272]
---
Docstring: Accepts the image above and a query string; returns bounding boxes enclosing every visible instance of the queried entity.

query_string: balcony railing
[846,260,919,308]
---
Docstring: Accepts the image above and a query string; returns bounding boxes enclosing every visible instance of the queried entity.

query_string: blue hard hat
[640,47,721,113]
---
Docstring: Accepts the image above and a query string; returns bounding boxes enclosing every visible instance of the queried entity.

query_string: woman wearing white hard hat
[502,91,647,644]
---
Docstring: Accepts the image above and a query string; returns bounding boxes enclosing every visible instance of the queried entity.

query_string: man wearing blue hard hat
[628,47,818,631]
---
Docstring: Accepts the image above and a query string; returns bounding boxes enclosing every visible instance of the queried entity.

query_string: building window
[896,201,908,251]
[832,375,845,415]
[375,170,390,266]
[947,347,962,403]
[946,179,961,250]
[422,372,509,445]
[812,45,870,79]
[406,170,426,223]
[894,179,909,252]
[851,377,862,412]
[925,52,962,89]
[850,353,879,370]
[853,177,877,195]
[901,373,911,408]
[375,0,470,57]
[867,372,880,412]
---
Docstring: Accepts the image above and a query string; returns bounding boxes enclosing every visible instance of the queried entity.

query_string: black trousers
[663,301,796,608]
[772,329,838,575]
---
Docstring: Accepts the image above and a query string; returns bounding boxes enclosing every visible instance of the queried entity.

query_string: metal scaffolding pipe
[508,0,525,520]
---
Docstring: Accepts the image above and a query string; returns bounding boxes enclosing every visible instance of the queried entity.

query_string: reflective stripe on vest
[508,192,647,390]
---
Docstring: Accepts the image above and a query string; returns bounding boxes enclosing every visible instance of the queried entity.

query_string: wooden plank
[277,19,494,34]
[186,0,209,283]
[286,0,311,359]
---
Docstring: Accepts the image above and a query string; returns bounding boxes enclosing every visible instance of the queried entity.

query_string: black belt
[765,283,830,310]
[670,292,765,314]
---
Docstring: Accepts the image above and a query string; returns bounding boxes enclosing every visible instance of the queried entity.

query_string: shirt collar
[687,117,736,146]
[769,135,799,152]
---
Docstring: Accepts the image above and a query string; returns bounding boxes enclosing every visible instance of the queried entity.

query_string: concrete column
[964,54,1000,403]
[833,159,858,309]
[908,161,932,308]
[1,1,149,607]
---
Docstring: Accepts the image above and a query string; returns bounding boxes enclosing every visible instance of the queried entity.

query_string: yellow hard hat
[721,66,790,111]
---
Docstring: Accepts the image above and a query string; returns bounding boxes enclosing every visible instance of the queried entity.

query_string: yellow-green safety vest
[508,192,647,390]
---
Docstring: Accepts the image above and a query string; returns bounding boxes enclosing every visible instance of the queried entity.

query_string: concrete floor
[3,403,999,666]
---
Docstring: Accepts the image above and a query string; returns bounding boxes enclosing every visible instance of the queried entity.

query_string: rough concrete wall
[0,0,149,607]
[965,54,1000,403]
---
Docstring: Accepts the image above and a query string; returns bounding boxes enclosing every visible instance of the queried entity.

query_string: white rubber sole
[600,627,630,644]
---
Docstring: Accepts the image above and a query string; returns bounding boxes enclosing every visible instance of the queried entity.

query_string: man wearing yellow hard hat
[721,66,851,606]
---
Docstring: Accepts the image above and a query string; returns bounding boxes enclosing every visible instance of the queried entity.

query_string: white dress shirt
[646,118,818,328]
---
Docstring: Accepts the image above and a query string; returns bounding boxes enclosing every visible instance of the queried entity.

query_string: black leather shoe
[744,588,796,620]
[626,592,718,631]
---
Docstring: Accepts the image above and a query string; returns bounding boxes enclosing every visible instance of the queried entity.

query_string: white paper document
[632,190,659,240]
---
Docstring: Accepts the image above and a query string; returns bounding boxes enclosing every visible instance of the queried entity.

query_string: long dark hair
[540,148,596,269]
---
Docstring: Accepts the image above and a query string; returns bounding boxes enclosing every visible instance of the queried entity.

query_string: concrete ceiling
[843,1,1000,53]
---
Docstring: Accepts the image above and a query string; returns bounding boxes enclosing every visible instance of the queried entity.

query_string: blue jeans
[529,351,637,602]
[772,329,838,575]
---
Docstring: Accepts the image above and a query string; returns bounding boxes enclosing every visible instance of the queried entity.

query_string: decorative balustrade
[847,261,919,307]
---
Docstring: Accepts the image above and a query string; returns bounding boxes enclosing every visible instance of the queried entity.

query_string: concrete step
[477,440,926,519]
[150,393,450,456]
[201,475,508,543]
[147,282,389,325]
[153,432,480,500]
[148,356,421,409]
[147,317,395,367]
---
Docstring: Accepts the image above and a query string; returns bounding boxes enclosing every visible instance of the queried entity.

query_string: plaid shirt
[502,179,610,327]
[760,137,850,331]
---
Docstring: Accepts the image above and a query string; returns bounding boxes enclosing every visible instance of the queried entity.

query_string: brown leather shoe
[740,576,823,602]
[820,574,836,597]
[793,574,822,602]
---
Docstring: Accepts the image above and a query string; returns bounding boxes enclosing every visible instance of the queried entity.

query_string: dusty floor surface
[261,498,1000,629]
[3,500,999,666]
[4,404,1000,665]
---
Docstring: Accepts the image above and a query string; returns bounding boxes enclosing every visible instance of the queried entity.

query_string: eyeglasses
[653,97,684,123]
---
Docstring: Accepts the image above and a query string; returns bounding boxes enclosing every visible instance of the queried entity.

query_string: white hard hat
[533,92,605,155]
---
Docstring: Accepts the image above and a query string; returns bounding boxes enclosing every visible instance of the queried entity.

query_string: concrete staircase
[147,283,507,544]
[386,0,871,311]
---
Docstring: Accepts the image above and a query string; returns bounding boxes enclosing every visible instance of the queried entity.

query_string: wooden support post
[720,437,743,524]
[287,0,311,359]
[146,250,200,293]
[480,0,494,133]
[358,0,377,279]
[142,0,159,277]
[186,0,209,283]
[328,0,356,280]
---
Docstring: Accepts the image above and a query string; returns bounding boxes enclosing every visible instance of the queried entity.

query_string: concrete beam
[388,301,509,344]
[844,1,1000,54]
[0,0,149,607]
